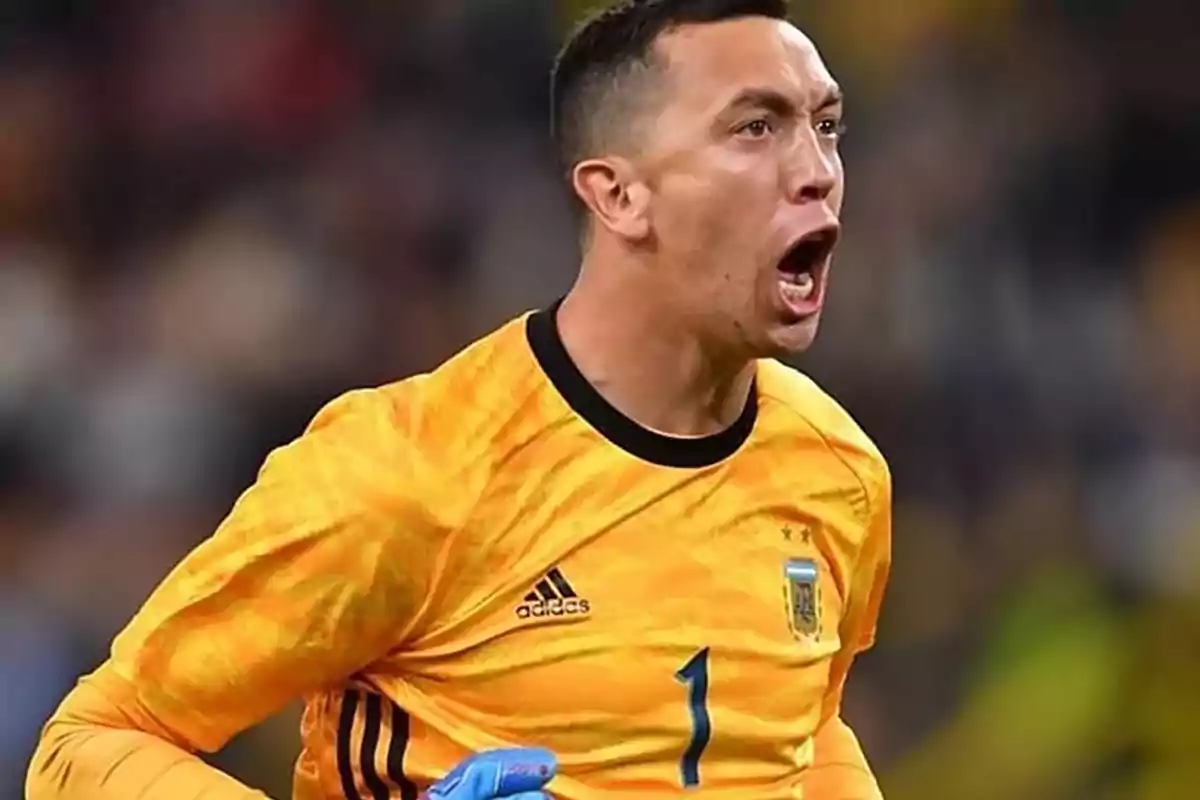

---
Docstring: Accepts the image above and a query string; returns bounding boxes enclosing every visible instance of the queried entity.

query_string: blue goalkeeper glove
[422,747,558,800]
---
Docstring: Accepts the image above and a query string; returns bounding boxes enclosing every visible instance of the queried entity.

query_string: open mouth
[776,225,839,314]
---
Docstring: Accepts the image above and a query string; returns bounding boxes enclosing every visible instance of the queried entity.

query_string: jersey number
[675,647,711,788]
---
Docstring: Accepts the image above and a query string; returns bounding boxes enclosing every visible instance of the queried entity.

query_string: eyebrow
[815,86,844,112]
[723,85,844,117]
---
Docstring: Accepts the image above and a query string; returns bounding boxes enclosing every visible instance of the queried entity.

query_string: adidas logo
[516,568,591,619]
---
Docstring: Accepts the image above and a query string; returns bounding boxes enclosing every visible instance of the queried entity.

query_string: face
[635,18,845,357]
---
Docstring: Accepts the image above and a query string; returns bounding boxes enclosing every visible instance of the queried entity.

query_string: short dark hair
[551,0,790,177]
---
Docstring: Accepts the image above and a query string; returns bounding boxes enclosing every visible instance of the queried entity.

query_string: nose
[783,131,838,204]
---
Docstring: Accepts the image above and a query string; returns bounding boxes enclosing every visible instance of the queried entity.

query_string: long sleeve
[26,388,447,799]
[800,716,882,800]
[799,458,892,800]
[28,666,270,800]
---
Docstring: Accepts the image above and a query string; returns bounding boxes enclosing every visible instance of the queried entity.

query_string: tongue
[781,271,814,299]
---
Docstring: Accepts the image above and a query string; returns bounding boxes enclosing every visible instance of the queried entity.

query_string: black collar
[525,300,757,468]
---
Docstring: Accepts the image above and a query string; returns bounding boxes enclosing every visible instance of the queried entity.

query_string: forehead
[655,17,837,108]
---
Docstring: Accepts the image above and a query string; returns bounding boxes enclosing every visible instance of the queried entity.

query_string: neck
[556,248,756,438]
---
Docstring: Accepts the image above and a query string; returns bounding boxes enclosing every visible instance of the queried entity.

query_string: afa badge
[785,558,821,639]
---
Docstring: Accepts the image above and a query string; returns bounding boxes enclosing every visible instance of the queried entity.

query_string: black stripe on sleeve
[547,569,577,598]
[361,693,391,800]
[337,690,363,800]
[387,701,420,800]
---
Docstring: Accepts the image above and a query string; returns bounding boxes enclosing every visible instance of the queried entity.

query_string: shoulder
[302,311,551,496]
[240,319,531,548]
[316,311,538,431]
[755,359,890,502]
[373,310,549,452]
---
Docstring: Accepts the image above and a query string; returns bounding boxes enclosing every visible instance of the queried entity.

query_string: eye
[736,118,773,138]
[816,118,847,139]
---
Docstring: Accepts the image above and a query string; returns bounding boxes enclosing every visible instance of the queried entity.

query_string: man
[26,1,891,798]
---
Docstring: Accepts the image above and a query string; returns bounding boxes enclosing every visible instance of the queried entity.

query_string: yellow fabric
[28,313,890,799]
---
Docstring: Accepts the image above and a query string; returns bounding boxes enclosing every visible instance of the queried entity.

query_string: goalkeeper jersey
[28,304,891,800]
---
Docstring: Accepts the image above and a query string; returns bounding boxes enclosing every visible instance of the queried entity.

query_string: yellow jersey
[29,304,891,800]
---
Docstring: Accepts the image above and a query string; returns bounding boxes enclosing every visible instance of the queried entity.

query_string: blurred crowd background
[1,1,1197,798]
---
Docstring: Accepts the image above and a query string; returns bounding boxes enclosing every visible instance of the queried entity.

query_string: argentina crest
[784,558,821,639]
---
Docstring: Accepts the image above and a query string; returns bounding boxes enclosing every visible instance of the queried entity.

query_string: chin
[760,314,822,357]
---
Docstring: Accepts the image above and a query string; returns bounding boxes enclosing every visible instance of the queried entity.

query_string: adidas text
[516,598,591,619]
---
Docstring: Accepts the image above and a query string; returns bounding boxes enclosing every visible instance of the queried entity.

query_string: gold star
[782,526,793,541]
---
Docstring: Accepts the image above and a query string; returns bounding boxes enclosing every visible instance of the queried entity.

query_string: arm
[800,461,892,800]
[27,389,443,800]
[28,667,270,800]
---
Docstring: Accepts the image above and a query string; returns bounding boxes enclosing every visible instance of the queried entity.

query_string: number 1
[675,647,711,788]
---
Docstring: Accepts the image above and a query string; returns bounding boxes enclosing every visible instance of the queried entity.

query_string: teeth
[780,272,815,302]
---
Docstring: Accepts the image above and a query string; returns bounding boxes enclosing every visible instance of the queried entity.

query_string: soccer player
[26,0,891,798]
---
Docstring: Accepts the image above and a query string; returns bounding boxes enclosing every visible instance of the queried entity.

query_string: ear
[571,157,652,241]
